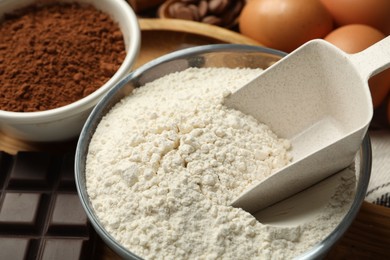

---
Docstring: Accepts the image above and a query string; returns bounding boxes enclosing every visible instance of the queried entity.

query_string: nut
[159,0,244,28]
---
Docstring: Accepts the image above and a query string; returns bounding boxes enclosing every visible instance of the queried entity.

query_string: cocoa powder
[0,2,126,112]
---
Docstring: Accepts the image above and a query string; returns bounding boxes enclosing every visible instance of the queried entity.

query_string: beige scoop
[226,36,390,214]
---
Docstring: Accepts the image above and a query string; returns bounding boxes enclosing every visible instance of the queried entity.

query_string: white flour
[86,67,356,259]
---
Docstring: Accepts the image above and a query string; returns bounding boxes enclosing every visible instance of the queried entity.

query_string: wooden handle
[139,18,262,45]
[128,0,166,12]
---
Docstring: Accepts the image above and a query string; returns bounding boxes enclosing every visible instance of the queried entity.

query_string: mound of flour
[86,67,355,259]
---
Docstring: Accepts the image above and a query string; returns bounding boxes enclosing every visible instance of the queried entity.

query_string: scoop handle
[349,35,390,80]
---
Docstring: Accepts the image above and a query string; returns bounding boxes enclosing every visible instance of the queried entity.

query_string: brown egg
[239,0,333,52]
[324,24,390,108]
[320,0,390,35]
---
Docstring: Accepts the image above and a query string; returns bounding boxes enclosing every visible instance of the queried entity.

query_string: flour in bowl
[85,67,355,259]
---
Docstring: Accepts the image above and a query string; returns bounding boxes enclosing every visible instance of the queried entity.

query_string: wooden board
[134,18,261,69]
[1,18,389,259]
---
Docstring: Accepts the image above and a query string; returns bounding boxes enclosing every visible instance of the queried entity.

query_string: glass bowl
[75,44,371,259]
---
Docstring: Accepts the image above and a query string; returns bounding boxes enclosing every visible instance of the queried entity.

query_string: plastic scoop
[227,36,390,214]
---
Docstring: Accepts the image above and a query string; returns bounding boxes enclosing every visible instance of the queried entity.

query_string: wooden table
[2,19,390,259]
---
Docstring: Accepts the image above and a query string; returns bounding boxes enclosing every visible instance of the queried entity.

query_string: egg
[239,0,333,52]
[324,24,385,52]
[320,0,390,35]
[324,24,390,108]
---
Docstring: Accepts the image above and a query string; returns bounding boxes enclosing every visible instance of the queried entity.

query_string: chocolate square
[48,193,88,235]
[0,192,42,233]
[41,238,86,260]
[0,237,31,259]
[8,152,53,189]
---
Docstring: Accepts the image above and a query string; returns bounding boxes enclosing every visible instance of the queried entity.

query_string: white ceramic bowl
[75,44,372,259]
[0,0,140,142]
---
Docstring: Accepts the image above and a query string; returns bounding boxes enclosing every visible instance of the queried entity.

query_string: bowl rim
[0,0,141,123]
[75,43,372,260]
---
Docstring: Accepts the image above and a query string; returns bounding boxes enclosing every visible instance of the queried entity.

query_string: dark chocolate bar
[0,151,97,260]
